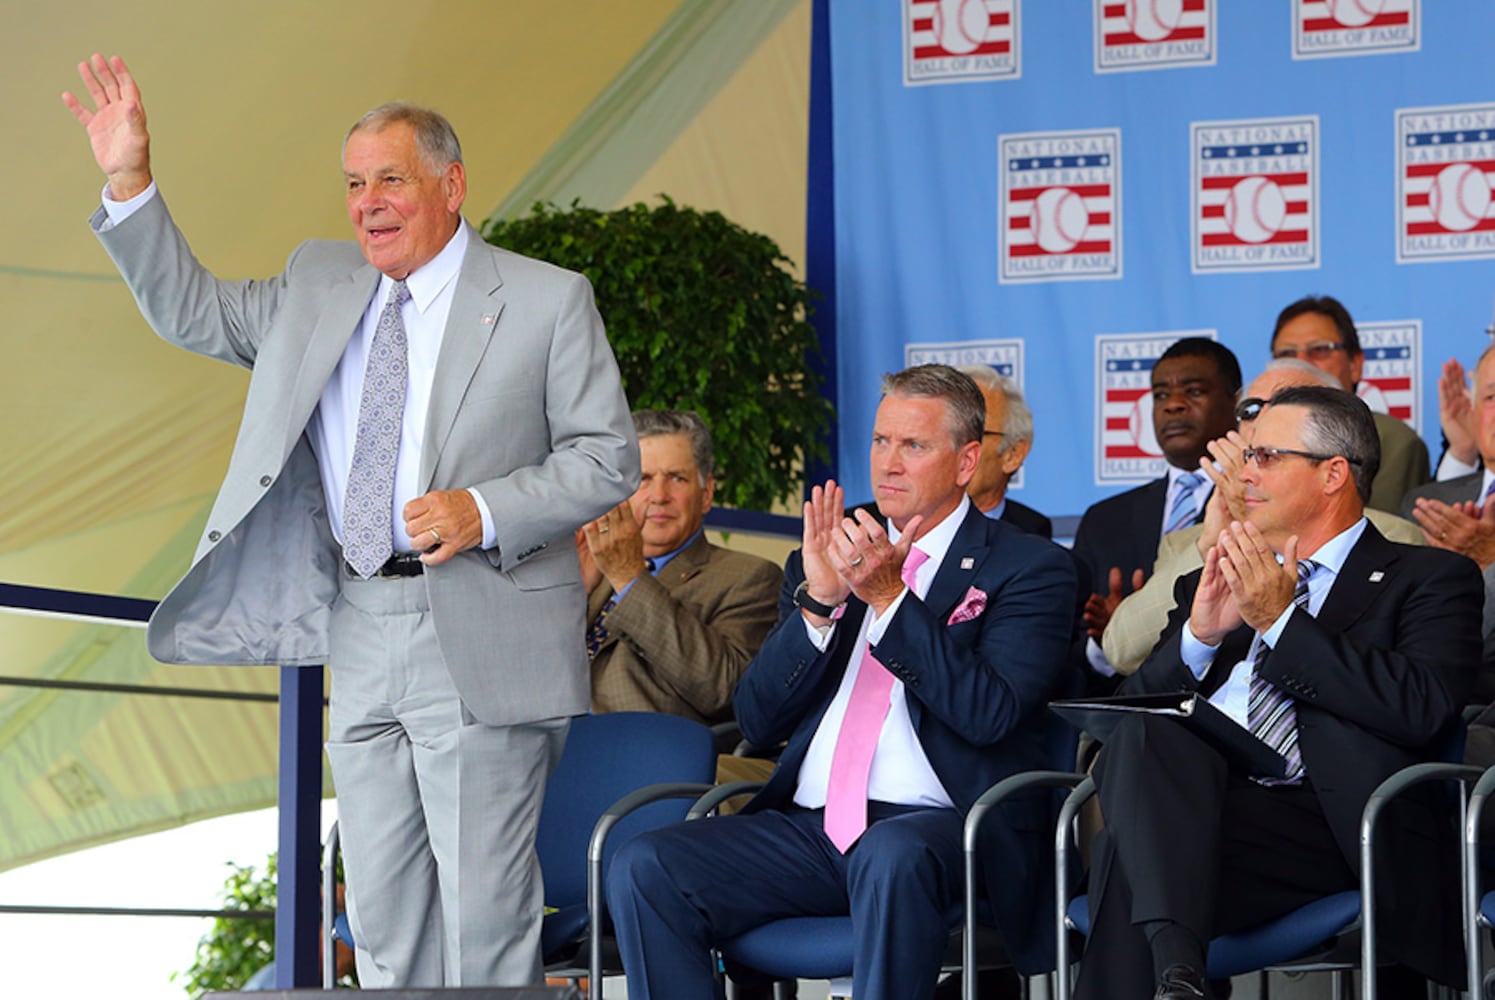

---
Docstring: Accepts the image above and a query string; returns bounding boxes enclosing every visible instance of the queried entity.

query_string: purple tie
[342,281,411,578]
[823,546,929,852]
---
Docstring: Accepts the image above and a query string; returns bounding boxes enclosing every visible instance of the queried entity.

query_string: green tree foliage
[481,198,832,511]
[174,855,276,997]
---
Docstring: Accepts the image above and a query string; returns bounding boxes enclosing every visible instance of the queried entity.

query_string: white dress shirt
[792,495,974,811]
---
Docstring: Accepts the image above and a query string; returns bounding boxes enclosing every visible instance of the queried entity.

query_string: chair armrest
[710,720,743,755]
[961,771,1085,1000]
[1359,761,1482,1000]
[586,781,715,1000]
[687,781,767,820]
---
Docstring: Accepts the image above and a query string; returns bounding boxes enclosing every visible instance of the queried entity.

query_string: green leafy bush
[481,197,832,511]
[174,856,276,997]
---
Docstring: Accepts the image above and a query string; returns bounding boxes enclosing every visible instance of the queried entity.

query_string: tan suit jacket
[1102,508,1427,674]
[589,534,782,724]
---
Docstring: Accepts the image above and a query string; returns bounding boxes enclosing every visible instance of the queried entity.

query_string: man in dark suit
[579,409,782,723]
[1072,337,1241,683]
[607,365,1078,1000]
[1074,386,1481,999]
[63,57,637,987]
[957,365,1051,537]
[1270,294,1430,512]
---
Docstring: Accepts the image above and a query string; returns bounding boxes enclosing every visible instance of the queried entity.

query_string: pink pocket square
[947,586,988,624]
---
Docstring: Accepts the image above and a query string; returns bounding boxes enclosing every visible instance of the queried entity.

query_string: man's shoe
[1154,963,1209,999]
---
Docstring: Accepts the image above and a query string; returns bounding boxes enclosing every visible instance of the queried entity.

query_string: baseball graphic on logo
[1223,176,1287,244]
[1356,382,1391,415]
[932,0,989,55]
[1127,0,1184,42]
[1128,397,1164,456]
[1032,187,1089,254]
[1429,163,1491,233]
[1324,0,1387,28]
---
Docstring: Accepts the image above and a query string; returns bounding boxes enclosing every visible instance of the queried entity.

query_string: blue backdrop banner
[825,0,1495,525]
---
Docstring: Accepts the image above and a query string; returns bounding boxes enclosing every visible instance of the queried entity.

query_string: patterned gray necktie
[1247,559,1316,785]
[342,280,411,579]
[1164,471,1204,534]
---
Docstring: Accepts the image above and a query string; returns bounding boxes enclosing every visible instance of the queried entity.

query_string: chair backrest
[536,711,717,909]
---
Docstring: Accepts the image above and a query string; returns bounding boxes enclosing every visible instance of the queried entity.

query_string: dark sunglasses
[1235,397,1267,422]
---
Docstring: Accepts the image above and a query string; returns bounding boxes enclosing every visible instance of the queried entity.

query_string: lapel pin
[482,313,496,326]
[1368,571,1384,583]
[960,557,974,570]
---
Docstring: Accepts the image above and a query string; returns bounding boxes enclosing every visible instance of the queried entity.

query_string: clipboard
[1051,693,1288,779]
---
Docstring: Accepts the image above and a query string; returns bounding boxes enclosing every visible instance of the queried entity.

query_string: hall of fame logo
[1292,0,1418,59]
[1000,128,1121,283]
[1094,0,1215,73]
[1095,331,1216,484]
[1397,104,1495,264]
[904,0,1020,86]
[905,339,1026,487]
[1355,321,1421,430]
[1192,116,1318,273]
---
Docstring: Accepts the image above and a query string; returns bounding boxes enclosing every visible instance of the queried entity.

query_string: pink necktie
[823,546,929,852]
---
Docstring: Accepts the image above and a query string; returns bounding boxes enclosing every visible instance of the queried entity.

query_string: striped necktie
[1164,471,1204,535]
[1246,559,1316,785]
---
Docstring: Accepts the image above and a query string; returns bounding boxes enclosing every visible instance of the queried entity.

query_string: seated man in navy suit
[607,364,1078,1000]
[1074,387,1481,999]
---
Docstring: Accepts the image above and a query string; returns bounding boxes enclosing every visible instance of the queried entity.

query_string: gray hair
[345,102,463,175]
[956,365,1033,452]
[1267,385,1380,503]
[632,409,715,484]
[880,364,985,447]
[1262,356,1341,389]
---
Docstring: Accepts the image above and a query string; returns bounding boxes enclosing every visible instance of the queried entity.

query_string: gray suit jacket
[93,194,639,726]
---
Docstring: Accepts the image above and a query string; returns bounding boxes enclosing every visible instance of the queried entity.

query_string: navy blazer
[1072,474,1210,599]
[999,497,1053,539]
[1123,523,1482,984]
[734,504,1079,975]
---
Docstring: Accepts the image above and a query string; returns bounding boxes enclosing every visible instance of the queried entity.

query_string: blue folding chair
[1053,760,1480,1000]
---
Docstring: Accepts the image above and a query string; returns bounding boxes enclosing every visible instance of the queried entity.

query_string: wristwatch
[793,580,846,620]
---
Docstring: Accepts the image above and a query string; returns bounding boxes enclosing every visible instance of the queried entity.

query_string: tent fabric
[1,0,810,871]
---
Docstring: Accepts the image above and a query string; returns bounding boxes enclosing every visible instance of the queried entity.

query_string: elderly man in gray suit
[63,55,638,989]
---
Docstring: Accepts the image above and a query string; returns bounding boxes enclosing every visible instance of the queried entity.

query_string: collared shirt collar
[376,221,468,314]
[1301,515,1368,578]
[888,494,971,579]
[650,528,704,574]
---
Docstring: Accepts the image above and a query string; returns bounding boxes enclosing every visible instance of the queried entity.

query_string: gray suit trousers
[324,571,568,988]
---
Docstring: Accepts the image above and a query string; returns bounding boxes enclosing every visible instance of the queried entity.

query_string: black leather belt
[348,552,425,578]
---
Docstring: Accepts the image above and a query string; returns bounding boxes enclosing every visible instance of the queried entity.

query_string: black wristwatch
[794,580,846,620]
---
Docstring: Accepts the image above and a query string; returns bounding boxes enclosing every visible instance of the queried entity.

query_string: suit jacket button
[208,530,222,543]
[259,475,273,487]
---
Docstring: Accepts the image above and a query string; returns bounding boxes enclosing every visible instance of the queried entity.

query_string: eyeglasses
[982,430,1006,439]
[1271,342,1347,361]
[1235,397,1267,422]
[1242,446,1363,470]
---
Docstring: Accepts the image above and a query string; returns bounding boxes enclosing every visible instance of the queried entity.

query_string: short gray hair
[632,409,715,483]
[956,365,1033,452]
[1267,385,1380,503]
[880,364,985,447]
[345,102,463,175]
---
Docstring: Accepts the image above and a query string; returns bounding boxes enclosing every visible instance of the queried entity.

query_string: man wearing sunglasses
[1074,386,1480,999]
[1270,295,1430,511]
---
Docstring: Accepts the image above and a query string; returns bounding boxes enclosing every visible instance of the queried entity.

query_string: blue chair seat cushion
[1066,890,1359,979]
